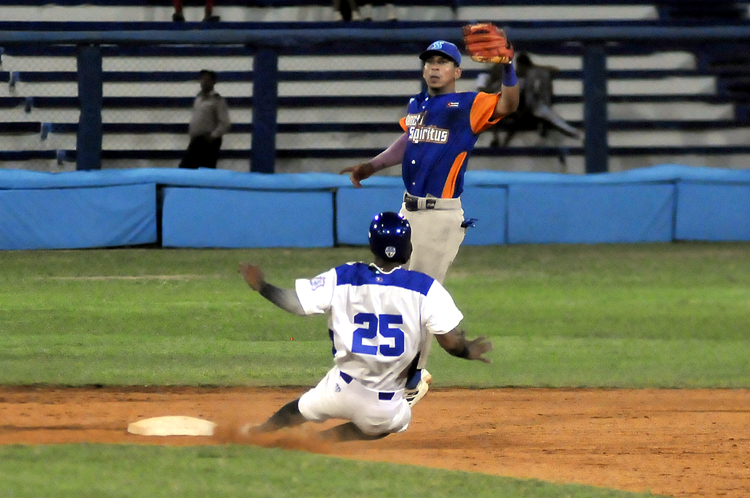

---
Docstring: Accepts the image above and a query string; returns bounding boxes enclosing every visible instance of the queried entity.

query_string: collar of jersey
[369,263,402,275]
[422,91,457,100]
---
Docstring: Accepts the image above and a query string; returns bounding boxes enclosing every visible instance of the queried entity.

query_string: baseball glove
[462,23,514,64]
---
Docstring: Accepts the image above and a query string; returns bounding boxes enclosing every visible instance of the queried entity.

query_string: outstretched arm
[492,63,520,119]
[436,328,493,363]
[238,263,306,316]
[462,23,520,119]
[339,132,408,187]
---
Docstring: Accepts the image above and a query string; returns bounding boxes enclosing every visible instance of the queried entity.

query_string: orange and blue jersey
[399,91,502,198]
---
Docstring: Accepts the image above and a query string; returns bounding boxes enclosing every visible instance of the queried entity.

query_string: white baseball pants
[400,194,466,369]
[298,367,411,436]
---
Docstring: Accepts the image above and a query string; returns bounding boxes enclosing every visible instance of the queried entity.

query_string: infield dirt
[0,387,747,497]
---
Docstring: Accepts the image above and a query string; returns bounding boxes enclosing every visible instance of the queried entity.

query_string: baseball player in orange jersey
[341,36,519,406]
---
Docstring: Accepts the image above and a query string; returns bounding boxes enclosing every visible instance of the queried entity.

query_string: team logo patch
[408,125,449,144]
[310,276,326,290]
[335,383,341,393]
[447,102,459,107]
[385,246,397,259]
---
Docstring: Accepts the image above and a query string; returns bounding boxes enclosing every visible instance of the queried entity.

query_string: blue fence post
[252,49,278,173]
[76,44,103,171]
[583,44,608,174]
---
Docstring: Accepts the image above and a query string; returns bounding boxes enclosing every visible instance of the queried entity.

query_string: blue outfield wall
[336,186,405,246]
[675,182,750,242]
[507,183,675,244]
[0,183,156,250]
[1,164,750,250]
[459,187,508,246]
[162,187,334,248]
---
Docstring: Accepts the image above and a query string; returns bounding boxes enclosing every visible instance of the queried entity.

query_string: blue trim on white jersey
[334,263,434,296]
[328,329,336,357]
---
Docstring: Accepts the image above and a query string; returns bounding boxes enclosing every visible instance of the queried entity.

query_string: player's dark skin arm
[238,263,306,316]
[436,328,493,363]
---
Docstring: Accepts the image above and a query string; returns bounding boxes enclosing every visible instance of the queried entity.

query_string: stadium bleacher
[0,1,665,23]
[0,1,749,174]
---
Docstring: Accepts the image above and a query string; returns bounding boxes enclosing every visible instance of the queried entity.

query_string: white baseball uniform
[294,261,463,436]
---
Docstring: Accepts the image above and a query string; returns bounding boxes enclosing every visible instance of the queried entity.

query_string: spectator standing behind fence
[178,70,231,169]
[172,0,219,22]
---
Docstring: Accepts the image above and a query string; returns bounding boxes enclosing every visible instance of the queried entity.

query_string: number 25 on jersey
[351,312,405,357]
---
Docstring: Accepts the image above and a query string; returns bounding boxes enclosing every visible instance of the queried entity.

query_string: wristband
[502,61,517,87]
[458,344,471,359]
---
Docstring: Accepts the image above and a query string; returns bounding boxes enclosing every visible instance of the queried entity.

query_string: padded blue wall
[161,187,334,248]
[336,187,405,245]
[675,182,750,241]
[0,183,156,250]
[461,187,507,245]
[2,166,750,250]
[336,186,508,246]
[507,183,675,244]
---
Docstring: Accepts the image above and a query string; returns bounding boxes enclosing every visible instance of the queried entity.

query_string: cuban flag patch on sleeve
[447,102,459,107]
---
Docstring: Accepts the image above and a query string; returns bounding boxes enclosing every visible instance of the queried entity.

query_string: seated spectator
[480,52,582,148]
[173,0,219,22]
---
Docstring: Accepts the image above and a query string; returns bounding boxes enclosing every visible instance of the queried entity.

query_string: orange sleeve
[399,117,407,131]
[470,92,503,134]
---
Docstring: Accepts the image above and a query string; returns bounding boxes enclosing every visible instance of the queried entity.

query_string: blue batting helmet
[369,212,412,264]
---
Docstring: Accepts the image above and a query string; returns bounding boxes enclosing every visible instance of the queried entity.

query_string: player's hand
[238,263,265,292]
[465,335,494,363]
[339,162,375,188]
[437,329,494,363]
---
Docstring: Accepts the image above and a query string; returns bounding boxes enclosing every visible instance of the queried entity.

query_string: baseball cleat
[404,369,432,407]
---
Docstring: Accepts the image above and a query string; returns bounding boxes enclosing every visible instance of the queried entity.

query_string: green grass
[1,243,748,387]
[0,445,665,498]
[5,243,742,497]
[450,242,750,341]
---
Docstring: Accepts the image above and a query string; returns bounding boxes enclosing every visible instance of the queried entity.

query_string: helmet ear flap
[398,241,413,265]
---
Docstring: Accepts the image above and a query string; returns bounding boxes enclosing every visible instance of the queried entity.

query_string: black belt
[339,371,395,400]
[404,194,436,212]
